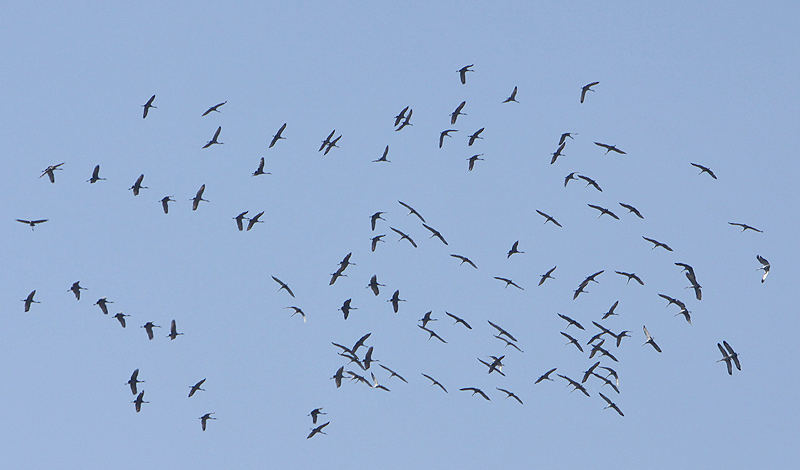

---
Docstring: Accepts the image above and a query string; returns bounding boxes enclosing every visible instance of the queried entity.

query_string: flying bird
[17,219,48,230]
[450,101,467,125]
[127,369,144,395]
[40,162,65,183]
[331,366,345,388]
[367,275,384,296]
[419,325,447,343]
[307,422,330,439]
[69,281,86,300]
[728,222,762,233]
[550,142,566,164]
[599,392,624,416]
[535,368,558,384]
[559,132,577,145]
[580,81,599,103]
[691,162,717,179]
[397,201,425,222]
[395,108,413,131]
[319,130,336,152]
[602,301,620,320]
[129,174,147,196]
[460,387,491,401]
[577,174,602,192]
[387,290,405,313]
[615,271,644,285]
[419,311,437,328]
[373,145,390,163]
[488,320,517,341]
[21,290,39,312]
[167,319,184,340]
[269,123,287,148]
[685,271,702,301]
[494,277,523,290]
[557,374,590,397]
[339,299,356,320]
[468,128,484,146]
[582,361,601,384]
[203,126,223,148]
[370,234,385,252]
[141,322,160,340]
[246,211,264,231]
[457,64,474,84]
[496,388,523,404]
[594,142,626,154]
[113,313,129,328]
[642,236,672,251]
[323,134,341,155]
[199,413,216,431]
[394,106,409,127]
[390,227,417,247]
[86,165,106,183]
[439,129,458,148]
[202,101,226,116]
[379,364,408,383]
[370,212,386,231]
[422,224,448,245]
[160,196,175,214]
[132,391,149,412]
[539,266,557,285]
[252,157,270,176]
[502,86,518,103]
[619,202,643,218]
[93,297,112,315]
[536,210,562,227]
[142,94,156,118]
[717,341,741,375]
[445,311,472,329]
[642,325,662,353]
[588,204,619,219]
[421,373,447,393]
[189,379,206,397]
[191,184,208,211]
[467,154,484,171]
[494,334,523,352]
[561,332,584,352]
[507,240,524,257]
[308,408,326,424]
[233,211,249,231]
[757,255,770,283]
[558,313,584,330]
[450,254,477,269]
[272,276,295,298]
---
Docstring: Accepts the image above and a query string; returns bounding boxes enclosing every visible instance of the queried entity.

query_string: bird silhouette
[21,290,39,312]
[757,255,770,283]
[113,313,129,328]
[468,127,484,146]
[450,254,477,269]
[599,392,624,416]
[445,311,472,329]
[370,211,386,231]
[494,277,523,290]
[507,240,524,257]
[40,162,65,183]
[272,276,295,297]
[615,271,644,285]
[691,162,717,179]
[559,132,577,145]
[17,219,48,230]
[558,313,585,330]
[557,374,590,397]
[199,413,216,431]
[619,202,644,218]
[601,301,620,320]
[319,130,335,152]
[594,142,626,154]
[502,86,518,103]
[422,224,448,245]
[580,82,599,103]
[550,142,566,164]
[309,408,326,424]
[189,378,206,397]
[460,387,491,401]
[373,145,390,162]
[535,368,557,384]
[339,299,356,320]
[729,222,762,233]
[422,373,447,393]
[395,108,412,131]
[167,319,184,339]
[160,196,175,214]
[233,211,249,231]
[93,297,112,315]
[642,236,672,251]
[450,101,467,125]
[203,126,223,148]
[398,200,425,222]
[191,184,208,211]
[379,364,408,383]
[269,123,287,148]
[127,369,144,395]
[142,95,156,118]
[367,275,384,296]
[86,165,105,183]
[439,129,458,148]
[419,311,437,328]
[588,204,619,219]
[394,106,409,127]
[488,320,517,341]
[390,227,417,247]
[129,174,147,196]
[69,281,86,300]
[246,211,265,231]
[642,325,662,353]
[323,134,341,155]
[370,234,385,252]
[497,388,523,404]
[252,157,270,176]
[467,154,484,171]
[539,266,557,286]
[202,101,226,116]
[387,290,405,313]
[141,322,161,340]
[457,64,474,84]
[561,332,584,352]
[577,174,602,192]
[536,210,562,227]
[132,391,149,412]
[419,325,447,343]
[331,366,345,388]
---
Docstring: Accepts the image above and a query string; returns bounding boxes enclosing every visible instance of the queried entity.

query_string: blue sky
[2,1,798,468]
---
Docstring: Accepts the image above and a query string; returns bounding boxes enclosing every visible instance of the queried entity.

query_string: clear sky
[2,1,798,468]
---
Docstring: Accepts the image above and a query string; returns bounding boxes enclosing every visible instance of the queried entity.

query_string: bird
[367,275,384,296]
[460,387,491,401]
[600,366,619,387]
[536,210,563,227]
[602,301,620,320]
[729,222,762,233]
[561,332,584,352]
[395,108,413,131]
[507,240,524,257]
[539,266,557,286]
[573,281,590,300]
[757,255,770,283]
[394,106,409,127]
[307,422,330,439]
[113,313,129,328]
[421,373,447,393]
[323,134,341,155]
[457,64,474,84]
[615,271,644,285]
[685,271,702,301]
[558,313,584,330]
[588,204,620,219]
[450,254,477,269]
[167,319,184,339]
[497,388,523,404]
[502,86,518,103]
[370,234,385,252]
[642,236,672,251]
[189,379,206,397]
[160,196,175,214]
[373,145,390,163]
[439,129,458,148]
[370,373,389,391]
[488,320,517,341]
[642,325,662,353]
[142,94,156,118]
[199,413,216,431]
[272,276,295,297]
[419,325,447,343]
[557,374,590,397]
[129,174,147,196]
[445,311,472,329]
[390,227,417,247]
[93,297,112,315]
[203,126,223,148]
[582,361,601,384]
[201,101,226,116]
[40,162,65,183]
[127,369,144,395]
[593,142,626,154]
[379,364,408,383]
[723,340,741,371]
[468,127,484,146]
[339,299,356,320]
[233,211,249,231]
[132,391,149,412]
[494,277,523,290]
[319,130,336,152]
[191,184,208,211]
[309,408,326,424]
[269,123,287,148]
[363,347,378,370]
[717,341,741,374]
[387,290,405,313]
[86,165,105,183]
[589,340,618,362]
[370,212,386,231]
[337,252,355,271]
[599,392,624,416]
[580,81,599,103]
[691,162,717,179]
[419,311,437,328]
[17,219,48,230]
[329,269,346,286]
[398,201,425,222]
[559,132,577,145]
[619,202,644,218]
[450,101,467,125]
[550,142,566,164]
[69,281,86,300]
[576,174,602,192]
[141,322,161,340]
[494,335,523,352]
[593,372,621,393]
[252,157,270,176]
[350,333,372,354]
[535,368,558,384]
[717,343,734,375]
[422,224,448,245]
[246,211,265,231]
[467,154,484,171]
[331,366,345,388]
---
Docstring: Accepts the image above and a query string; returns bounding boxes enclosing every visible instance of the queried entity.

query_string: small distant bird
[189,379,206,397]
[69,281,86,300]
[141,322,161,340]
[17,219,48,230]
[370,234,385,252]
[421,373,447,393]
[691,162,717,179]
[331,366,345,388]
[246,211,264,231]
[191,184,208,211]
[450,101,467,125]
[142,94,156,118]
[594,142,626,154]
[94,297,112,315]
[199,413,216,431]
[113,313,129,328]
[86,165,106,183]
[488,320,517,342]
[379,364,408,383]
[339,299,356,320]
[457,64,474,84]
[373,145,390,162]
[439,129,458,148]
[558,313,584,330]
[460,387,491,401]
[599,392,624,416]
[132,391,149,412]
[580,82,599,103]
[419,325,447,343]
[642,236,672,251]
[398,200,425,223]
[717,340,741,375]
[550,142,566,164]
[535,368,558,384]
[127,369,144,395]
[582,361,601,384]
[557,374,590,397]
[588,204,619,219]
[319,130,335,152]
[252,157,270,176]
[685,271,702,301]
[233,211,249,231]
[577,174,602,192]
[507,240,524,258]
[642,325,662,353]
[445,311,472,329]
[468,128,484,146]
[167,319,184,340]
[309,408,326,424]
[561,332,584,352]
[494,335,523,352]
[394,106,409,127]
[307,422,330,439]
[370,212,386,231]
[502,86,518,103]
[497,388,523,404]
[22,290,40,312]
[495,277,523,290]
[390,227,417,248]
[467,154,484,171]
[615,271,644,285]
[536,210,562,227]
[269,123,287,148]
[337,252,355,271]
[422,224,448,245]
[367,275,384,296]
[323,134,341,155]
[559,133,577,145]
[539,266,557,286]
[202,101,226,116]
[203,126,223,148]
[40,162,65,183]
[129,174,147,196]
[450,254,477,269]
[272,276,295,298]
[602,301,620,320]
[729,222,762,233]
[329,269,346,286]
[419,311,437,328]
[619,203,644,218]
[160,196,175,214]
[395,108,412,131]
[757,255,770,283]
[387,290,405,313]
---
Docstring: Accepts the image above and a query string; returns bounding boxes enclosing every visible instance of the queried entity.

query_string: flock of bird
[17,64,767,438]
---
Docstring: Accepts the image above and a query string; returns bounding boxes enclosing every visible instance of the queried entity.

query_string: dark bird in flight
[94,297,112,315]
[588,204,619,219]
[390,227,417,247]
[17,219,48,230]
[439,129,458,148]
[559,132,577,145]
[394,106,409,127]
[323,134,341,155]
[445,311,472,329]
[578,174,602,192]
[269,123,287,148]
[202,101,226,116]
[494,277,523,290]
[350,333,372,354]
[535,368,558,384]
[507,240,524,257]
[494,334,523,352]
[717,341,741,375]
[379,364,408,383]
[246,211,265,231]
[642,236,672,251]
[387,290,405,313]
[619,202,643,218]
[461,387,491,401]
[561,332,584,352]
[199,413,216,431]
[558,313,584,330]
[337,252,355,272]
[419,325,447,343]
[308,408,326,424]
[467,154,484,171]
[488,320,517,341]
[329,269,346,286]
[127,369,144,395]
[502,86,518,103]
[536,210,563,227]
[141,322,160,340]
[370,211,386,231]
[615,271,644,285]
[129,174,147,196]
[594,142,626,154]
[599,392,624,416]
[582,361,601,384]
[457,64,474,84]
[86,165,105,183]
[422,224,448,245]
[558,374,590,397]
[600,366,619,387]
[272,276,295,298]
[602,301,620,320]
[319,130,335,152]
[658,293,687,310]
[233,211,249,231]
[367,275,384,296]
[142,94,156,118]
[643,325,662,353]
[191,184,208,211]
[132,391,149,412]
[69,281,86,300]
[757,255,770,283]
[370,234,385,252]
[539,266,557,286]
[189,379,206,398]
[450,101,467,125]
[398,200,425,223]
[729,222,762,233]
[370,372,391,391]
[307,422,330,439]
[468,128,484,146]
[497,388,523,404]
[589,340,618,362]
[331,366,345,388]
[395,108,413,131]
[419,311,437,328]
[584,270,605,284]
[450,254,477,269]
[21,290,39,312]
[339,299,356,320]
[685,271,702,301]
[573,282,590,300]
[550,142,566,164]
[167,319,184,340]
[373,145,390,163]
[203,126,223,148]
[252,157,270,176]
[691,162,717,179]
[160,196,175,214]
[113,313,129,328]
[421,373,447,393]
[580,82,599,103]
[40,162,65,183]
